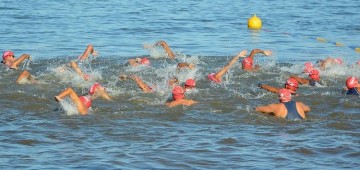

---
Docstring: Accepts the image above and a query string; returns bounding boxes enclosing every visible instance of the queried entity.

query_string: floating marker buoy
[248,14,262,29]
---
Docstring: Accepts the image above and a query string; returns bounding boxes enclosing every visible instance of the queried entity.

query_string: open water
[0,0,359,169]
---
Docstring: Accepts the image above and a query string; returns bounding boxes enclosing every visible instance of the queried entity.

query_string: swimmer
[2,51,31,69]
[55,83,111,115]
[177,62,195,70]
[119,75,154,93]
[78,44,98,61]
[208,50,248,83]
[184,78,196,91]
[255,88,310,120]
[144,40,175,59]
[128,57,150,67]
[15,70,37,84]
[303,62,314,74]
[242,49,272,71]
[290,69,322,87]
[316,57,343,70]
[166,86,198,107]
[258,77,299,94]
[344,76,360,95]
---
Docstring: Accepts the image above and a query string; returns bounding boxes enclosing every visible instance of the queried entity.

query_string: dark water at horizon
[1,0,359,169]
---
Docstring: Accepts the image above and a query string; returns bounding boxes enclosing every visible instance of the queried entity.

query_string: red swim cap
[89,82,103,95]
[172,86,185,100]
[79,96,92,108]
[279,88,291,103]
[185,79,196,88]
[2,51,14,61]
[140,57,150,65]
[346,76,359,89]
[334,57,343,64]
[286,78,299,88]
[242,57,253,69]
[309,69,320,81]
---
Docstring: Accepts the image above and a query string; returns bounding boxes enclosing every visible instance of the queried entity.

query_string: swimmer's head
[172,86,185,100]
[135,57,142,63]
[346,76,359,89]
[285,78,298,91]
[140,57,150,65]
[334,57,343,64]
[242,57,253,69]
[2,51,14,61]
[89,82,104,95]
[309,69,320,81]
[185,79,196,89]
[304,62,314,74]
[279,88,291,103]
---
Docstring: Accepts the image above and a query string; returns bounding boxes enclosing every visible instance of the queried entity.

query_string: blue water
[1,0,360,169]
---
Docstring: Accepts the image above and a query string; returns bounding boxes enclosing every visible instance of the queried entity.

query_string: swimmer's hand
[119,74,128,81]
[92,50,98,56]
[55,96,62,102]
[258,83,263,88]
[263,50,272,56]
[237,50,248,58]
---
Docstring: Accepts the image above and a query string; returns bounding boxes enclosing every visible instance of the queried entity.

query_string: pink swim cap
[279,88,292,103]
[140,57,150,65]
[79,96,92,108]
[208,73,221,83]
[172,86,185,100]
[304,62,313,68]
[185,79,196,88]
[309,69,320,81]
[346,77,359,89]
[89,82,103,95]
[285,78,299,88]
[334,57,343,64]
[242,57,253,69]
[304,62,314,74]
[2,51,14,61]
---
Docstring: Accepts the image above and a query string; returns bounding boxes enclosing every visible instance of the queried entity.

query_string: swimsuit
[283,101,303,120]
[346,88,360,95]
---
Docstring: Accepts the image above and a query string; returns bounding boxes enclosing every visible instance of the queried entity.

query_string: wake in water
[1,42,360,117]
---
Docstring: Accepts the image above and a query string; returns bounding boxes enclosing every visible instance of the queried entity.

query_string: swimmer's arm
[55,88,88,115]
[300,102,310,113]
[154,40,175,59]
[183,99,198,106]
[255,103,277,114]
[177,62,194,69]
[131,76,152,93]
[259,84,280,93]
[10,54,30,69]
[248,49,272,59]
[128,59,140,66]
[79,44,97,60]
[70,61,88,80]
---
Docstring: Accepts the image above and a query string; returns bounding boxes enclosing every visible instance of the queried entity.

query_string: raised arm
[10,54,30,69]
[55,88,88,115]
[290,75,309,85]
[154,40,175,59]
[78,44,97,60]
[214,50,247,79]
[16,70,37,84]
[247,49,272,59]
